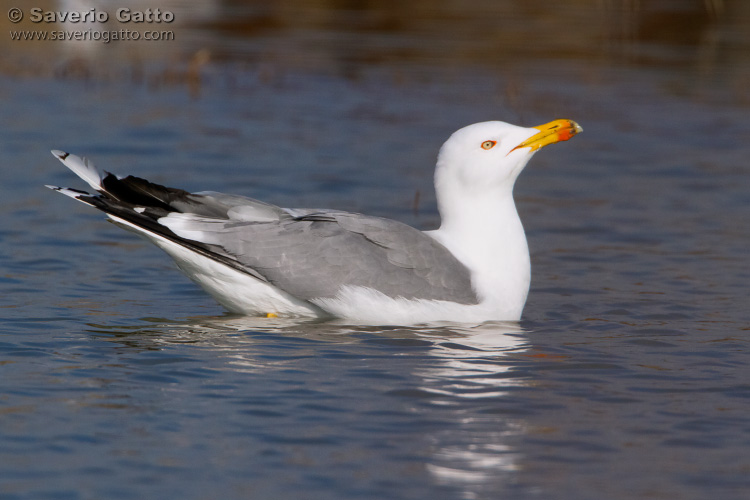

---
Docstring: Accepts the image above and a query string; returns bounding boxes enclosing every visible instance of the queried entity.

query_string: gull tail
[46,150,106,208]
[47,150,195,211]
[45,150,266,282]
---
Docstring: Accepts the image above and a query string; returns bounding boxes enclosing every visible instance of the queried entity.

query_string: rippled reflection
[417,322,527,393]
[415,322,528,493]
[83,316,531,495]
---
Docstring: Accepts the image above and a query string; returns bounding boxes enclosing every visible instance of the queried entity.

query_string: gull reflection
[415,322,527,392]
[83,314,530,496]
[413,322,529,494]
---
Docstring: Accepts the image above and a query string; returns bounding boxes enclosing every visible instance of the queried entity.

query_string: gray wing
[47,151,477,305]
[161,211,479,304]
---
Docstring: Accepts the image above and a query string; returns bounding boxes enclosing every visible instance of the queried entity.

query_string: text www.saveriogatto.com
[8,7,176,43]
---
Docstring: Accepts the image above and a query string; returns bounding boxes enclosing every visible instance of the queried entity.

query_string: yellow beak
[509,119,583,155]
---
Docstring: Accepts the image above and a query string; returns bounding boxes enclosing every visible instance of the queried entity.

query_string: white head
[430,119,581,315]
[435,119,582,196]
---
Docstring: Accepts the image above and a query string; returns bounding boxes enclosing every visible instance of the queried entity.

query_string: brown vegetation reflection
[1,0,748,81]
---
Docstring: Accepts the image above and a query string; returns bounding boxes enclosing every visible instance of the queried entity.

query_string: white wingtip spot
[50,150,104,191]
[134,207,146,213]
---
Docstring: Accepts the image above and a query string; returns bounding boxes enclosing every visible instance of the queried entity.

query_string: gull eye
[481,140,497,150]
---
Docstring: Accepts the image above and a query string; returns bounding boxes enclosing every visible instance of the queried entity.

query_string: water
[2,1,750,499]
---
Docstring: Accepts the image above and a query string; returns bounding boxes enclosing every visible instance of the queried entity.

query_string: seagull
[47,119,581,324]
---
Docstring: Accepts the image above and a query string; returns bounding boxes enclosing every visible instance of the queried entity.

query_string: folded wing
[48,151,478,306]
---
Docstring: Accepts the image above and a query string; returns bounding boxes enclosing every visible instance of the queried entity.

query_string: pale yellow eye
[481,140,497,150]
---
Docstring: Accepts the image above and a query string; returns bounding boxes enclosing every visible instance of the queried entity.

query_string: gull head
[435,119,582,192]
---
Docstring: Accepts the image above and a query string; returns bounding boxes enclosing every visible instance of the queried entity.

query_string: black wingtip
[51,150,70,160]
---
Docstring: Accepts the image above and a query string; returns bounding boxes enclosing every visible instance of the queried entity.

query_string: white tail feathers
[51,150,104,191]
